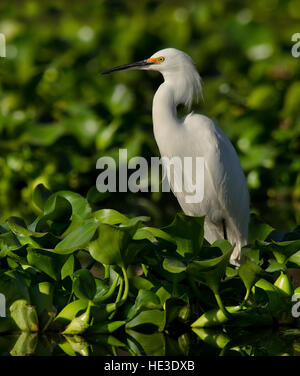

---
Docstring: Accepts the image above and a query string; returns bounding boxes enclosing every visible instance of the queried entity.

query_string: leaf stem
[94,274,119,303]
[214,292,229,318]
[104,265,110,280]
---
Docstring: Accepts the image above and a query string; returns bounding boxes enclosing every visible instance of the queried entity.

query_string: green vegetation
[0,0,300,356]
[0,0,299,228]
[0,184,300,355]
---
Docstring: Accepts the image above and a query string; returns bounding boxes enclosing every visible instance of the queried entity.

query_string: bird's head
[102,48,202,109]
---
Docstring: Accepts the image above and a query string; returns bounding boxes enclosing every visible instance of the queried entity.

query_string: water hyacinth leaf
[155,286,172,306]
[0,270,31,306]
[187,245,233,293]
[93,209,128,225]
[211,239,234,255]
[162,213,205,259]
[27,248,67,280]
[72,269,96,301]
[162,257,187,274]
[43,194,72,222]
[191,306,241,328]
[52,299,89,329]
[257,239,300,264]
[119,216,150,228]
[62,302,92,334]
[265,260,286,272]
[126,309,165,332]
[54,218,99,253]
[10,299,39,332]
[288,250,300,266]
[248,214,274,243]
[88,223,138,267]
[130,276,154,292]
[241,246,260,263]
[61,214,85,238]
[239,259,262,300]
[255,278,286,316]
[133,226,175,244]
[127,290,162,320]
[56,191,92,219]
[274,271,293,297]
[126,330,166,356]
[32,184,52,211]
[7,216,46,238]
[0,231,21,251]
[61,255,75,280]
[93,279,110,302]
[165,298,189,325]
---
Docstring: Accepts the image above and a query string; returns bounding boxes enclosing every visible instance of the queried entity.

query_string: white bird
[102,48,249,266]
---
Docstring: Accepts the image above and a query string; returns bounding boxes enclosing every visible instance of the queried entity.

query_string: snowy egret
[102,48,249,266]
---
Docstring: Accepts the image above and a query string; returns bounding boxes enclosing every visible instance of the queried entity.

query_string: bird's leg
[222,219,227,240]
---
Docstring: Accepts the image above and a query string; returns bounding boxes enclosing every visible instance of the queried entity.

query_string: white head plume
[149,48,203,110]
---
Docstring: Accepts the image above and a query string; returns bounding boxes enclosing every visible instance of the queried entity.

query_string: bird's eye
[158,57,165,63]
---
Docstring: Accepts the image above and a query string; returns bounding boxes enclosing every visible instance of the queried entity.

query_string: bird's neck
[152,82,180,145]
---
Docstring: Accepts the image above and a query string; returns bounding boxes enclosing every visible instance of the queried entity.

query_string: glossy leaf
[72,269,96,301]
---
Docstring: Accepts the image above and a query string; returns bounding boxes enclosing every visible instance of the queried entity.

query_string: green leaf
[52,299,89,329]
[10,299,39,332]
[265,261,286,272]
[257,240,300,264]
[248,214,274,243]
[27,248,67,281]
[130,276,154,292]
[61,255,75,280]
[288,250,300,266]
[191,306,241,328]
[133,226,175,244]
[43,194,72,222]
[163,213,205,259]
[56,191,92,219]
[238,259,262,299]
[0,270,31,306]
[72,269,96,301]
[162,257,187,274]
[93,209,128,225]
[54,218,99,253]
[88,223,138,267]
[32,184,52,211]
[7,217,46,238]
[0,231,21,251]
[63,302,92,334]
[187,245,233,293]
[126,309,166,332]
[255,278,287,316]
[127,290,162,320]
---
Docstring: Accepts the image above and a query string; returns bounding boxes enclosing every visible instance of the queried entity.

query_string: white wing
[174,113,249,264]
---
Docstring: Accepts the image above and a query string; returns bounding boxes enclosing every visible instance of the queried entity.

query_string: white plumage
[103,48,250,266]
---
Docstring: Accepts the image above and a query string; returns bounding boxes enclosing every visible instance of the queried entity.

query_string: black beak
[101,59,154,74]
